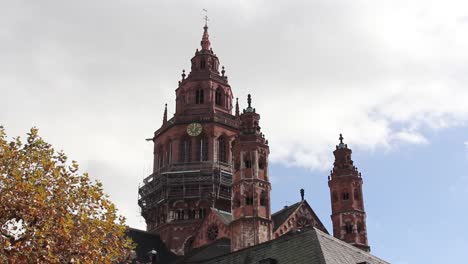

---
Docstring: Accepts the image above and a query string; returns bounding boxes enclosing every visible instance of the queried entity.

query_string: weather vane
[203,9,209,26]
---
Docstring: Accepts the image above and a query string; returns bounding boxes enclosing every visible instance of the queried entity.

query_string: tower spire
[163,103,167,124]
[200,10,211,50]
[235,97,240,117]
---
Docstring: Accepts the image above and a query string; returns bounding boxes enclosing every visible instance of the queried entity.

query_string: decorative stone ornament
[207,224,219,241]
[296,216,311,229]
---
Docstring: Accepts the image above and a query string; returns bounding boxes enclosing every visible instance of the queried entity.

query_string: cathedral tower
[328,134,370,252]
[138,24,239,255]
[230,95,272,251]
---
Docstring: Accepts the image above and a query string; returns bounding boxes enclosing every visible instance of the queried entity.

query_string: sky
[2,0,468,263]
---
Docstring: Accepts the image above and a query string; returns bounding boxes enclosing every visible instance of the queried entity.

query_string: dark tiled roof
[175,238,231,264]
[271,202,302,230]
[315,229,387,264]
[190,228,388,264]
[126,228,177,263]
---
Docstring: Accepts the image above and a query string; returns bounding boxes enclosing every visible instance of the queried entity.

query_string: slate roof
[315,229,387,264]
[271,202,302,230]
[186,228,389,264]
[175,238,231,264]
[126,228,177,263]
[212,208,233,225]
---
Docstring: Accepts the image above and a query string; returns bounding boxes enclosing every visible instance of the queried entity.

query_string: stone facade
[230,96,273,251]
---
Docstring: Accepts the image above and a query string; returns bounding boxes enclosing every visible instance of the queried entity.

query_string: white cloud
[393,131,429,145]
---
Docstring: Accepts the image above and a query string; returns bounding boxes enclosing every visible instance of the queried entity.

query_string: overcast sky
[2,1,468,263]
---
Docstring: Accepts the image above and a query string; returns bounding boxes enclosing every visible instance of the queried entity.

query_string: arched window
[218,137,227,163]
[200,59,206,69]
[166,140,172,165]
[258,155,266,170]
[345,223,353,234]
[157,146,164,169]
[215,88,223,106]
[176,210,184,220]
[260,191,268,206]
[244,153,253,168]
[199,208,207,218]
[357,222,364,233]
[354,188,360,200]
[195,89,204,104]
[179,138,192,162]
[245,196,253,205]
[342,191,350,200]
[197,136,209,161]
[332,191,338,203]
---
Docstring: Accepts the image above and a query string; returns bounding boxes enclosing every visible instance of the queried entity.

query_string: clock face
[187,123,203,137]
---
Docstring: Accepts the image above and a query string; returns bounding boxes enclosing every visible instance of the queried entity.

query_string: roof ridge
[211,208,232,215]
[309,228,328,264]
[271,201,302,216]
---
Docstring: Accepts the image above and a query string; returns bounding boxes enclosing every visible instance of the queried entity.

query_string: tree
[0,127,134,263]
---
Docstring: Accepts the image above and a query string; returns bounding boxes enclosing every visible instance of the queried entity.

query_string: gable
[191,208,232,249]
[272,200,328,238]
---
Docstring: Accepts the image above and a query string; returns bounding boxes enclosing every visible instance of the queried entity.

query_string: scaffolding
[138,161,232,219]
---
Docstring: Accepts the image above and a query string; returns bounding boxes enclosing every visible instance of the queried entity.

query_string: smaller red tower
[230,94,272,251]
[328,134,370,252]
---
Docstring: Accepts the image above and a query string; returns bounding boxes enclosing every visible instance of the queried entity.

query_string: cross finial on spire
[202,9,209,27]
[300,189,305,201]
[339,133,344,144]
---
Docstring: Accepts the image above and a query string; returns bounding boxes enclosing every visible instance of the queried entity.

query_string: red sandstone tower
[138,24,240,255]
[328,134,370,252]
[230,95,272,251]
[138,21,376,256]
